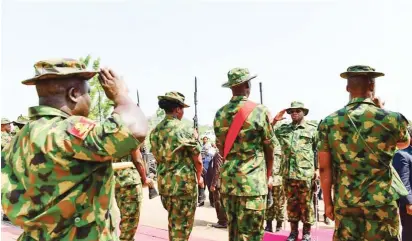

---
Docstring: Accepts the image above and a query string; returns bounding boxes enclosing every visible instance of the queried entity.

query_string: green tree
[79,55,114,121]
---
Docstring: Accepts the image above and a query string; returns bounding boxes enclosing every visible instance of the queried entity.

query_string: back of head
[158,99,183,114]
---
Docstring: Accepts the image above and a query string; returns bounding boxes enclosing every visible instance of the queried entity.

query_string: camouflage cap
[13,115,30,125]
[1,118,12,125]
[157,91,190,108]
[22,58,98,85]
[221,68,257,88]
[340,65,384,79]
[286,101,309,116]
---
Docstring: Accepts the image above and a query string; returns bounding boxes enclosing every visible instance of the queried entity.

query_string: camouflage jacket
[213,96,277,196]
[114,155,142,188]
[275,120,317,181]
[273,143,283,186]
[1,106,140,241]
[150,115,201,197]
[318,98,409,208]
[1,131,13,150]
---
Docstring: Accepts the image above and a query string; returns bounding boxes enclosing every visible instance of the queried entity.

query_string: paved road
[2,189,334,241]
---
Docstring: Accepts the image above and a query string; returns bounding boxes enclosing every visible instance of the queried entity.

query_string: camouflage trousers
[115,184,143,241]
[161,193,197,241]
[221,194,266,241]
[284,179,314,225]
[333,201,400,241]
[265,185,286,222]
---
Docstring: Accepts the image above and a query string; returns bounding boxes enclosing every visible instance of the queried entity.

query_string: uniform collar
[230,96,248,102]
[165,114,179,121]
[291,120,306,129]
[28,106,71,119]
[346,97,376,107]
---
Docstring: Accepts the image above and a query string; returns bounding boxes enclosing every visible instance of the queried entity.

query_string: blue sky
[1,0,412,125]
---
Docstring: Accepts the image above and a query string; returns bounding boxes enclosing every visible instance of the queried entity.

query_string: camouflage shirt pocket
[245,196,266,210]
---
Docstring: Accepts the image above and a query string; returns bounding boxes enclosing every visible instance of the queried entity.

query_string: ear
[369,80,375,92]
[68,87,80,103]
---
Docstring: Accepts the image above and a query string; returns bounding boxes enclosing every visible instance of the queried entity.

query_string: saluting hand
[272,109,287,125]
[372,97,385,108]
[98,68,129,102]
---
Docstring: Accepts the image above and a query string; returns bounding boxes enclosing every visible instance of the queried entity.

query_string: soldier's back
[318,97,409,208]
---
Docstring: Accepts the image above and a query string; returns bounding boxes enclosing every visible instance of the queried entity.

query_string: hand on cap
[272,109,287,125]
[98,68,128,103]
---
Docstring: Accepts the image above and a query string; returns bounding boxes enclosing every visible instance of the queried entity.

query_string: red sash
[223,101,258,159]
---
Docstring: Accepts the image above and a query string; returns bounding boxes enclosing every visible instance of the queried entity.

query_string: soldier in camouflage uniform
[114,149,154,241]
[1,59,148,241]
[150,92,204,241]
[214,68,276,241]
[1,118,13,150]
[265,147,286,232]
[318,65,411,241]
[273,101,318,241]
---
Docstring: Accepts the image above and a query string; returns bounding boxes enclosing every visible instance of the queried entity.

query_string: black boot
[302,224,312,241]
[264,220,273,232]
[286,222,299,241]
[2,214,10,221]
[275,221,283,232]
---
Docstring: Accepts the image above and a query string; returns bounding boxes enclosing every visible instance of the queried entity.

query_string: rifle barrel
[259,82,263,104]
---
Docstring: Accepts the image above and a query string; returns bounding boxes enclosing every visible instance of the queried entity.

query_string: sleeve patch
[67,117,96,140]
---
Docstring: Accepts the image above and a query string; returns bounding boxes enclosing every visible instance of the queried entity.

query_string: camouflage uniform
[114,155,143,241]
[214,68,277,241]
[1,59,141,241]
[265,147,285,229]
[318,65,410,241]
[275,101,317,240]
[150,92,200,241]
[1,118,13,150]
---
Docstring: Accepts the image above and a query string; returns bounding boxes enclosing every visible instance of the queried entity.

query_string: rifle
[193,77,199,132]
[260,82,274,208]
[136,89,159,199]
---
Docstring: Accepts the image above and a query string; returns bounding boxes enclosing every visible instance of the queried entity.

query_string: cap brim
[286,108,309,116]
[22,71,98,85]
[221,75,257,88]
[340,72,384,79]
[157,96,190,108]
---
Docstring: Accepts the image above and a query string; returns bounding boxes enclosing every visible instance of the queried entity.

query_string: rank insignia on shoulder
[67,117,96,140]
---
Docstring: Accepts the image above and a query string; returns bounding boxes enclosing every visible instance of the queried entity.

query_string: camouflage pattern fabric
[114,155,142,241]
[149,115,201,197]
[284,179,314,225]
[265,185,285,222]
[1,131,12,150]
[221,68,257,88]
[114,155,142,187]
[213,96,276,196]
[1,117,12,124]
[275,120,317,181]
[221,194,266,241]
[160,194,197,241]
[333,201,399,240]
[1,105,140,241]
[157,91,190,107]
[115,184,143,241]
[317,97,409,208]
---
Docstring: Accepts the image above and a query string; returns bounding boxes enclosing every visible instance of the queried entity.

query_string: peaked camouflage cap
[286,101,309,116]
[222,68,257,88]
[14,115,30,125]
[157,91,190,108]
[22,58,98,85]
[1,118,12,125]
[340,65,384,79]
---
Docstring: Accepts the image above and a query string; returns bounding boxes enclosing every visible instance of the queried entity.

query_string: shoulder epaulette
[67,117,96,140]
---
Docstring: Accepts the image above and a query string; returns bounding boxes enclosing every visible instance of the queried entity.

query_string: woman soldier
[150,91,204,241]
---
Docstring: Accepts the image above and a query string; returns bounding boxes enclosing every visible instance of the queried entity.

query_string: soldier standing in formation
[273,101,318,241]
[318,65,411,240]
[114,148,154,241]
[264,143,286,233]
[1,59,148,240]
[214,68,276,241]
[150,92,204,241]
[1,118,13,150]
